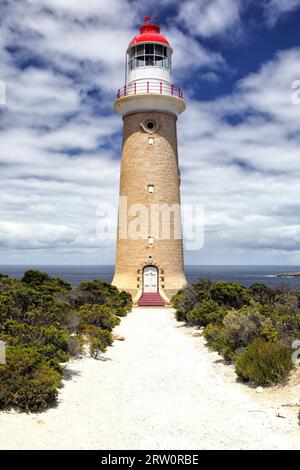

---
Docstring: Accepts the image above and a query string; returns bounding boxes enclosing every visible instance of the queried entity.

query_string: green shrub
[0,284,40,318]
[172,287,198,322]
[21,270,51,286]
[74,281,131,312]
[249,283,274,305]
[273,285,299,307]
[203,324,234,360]
[210,282,250,308]
[25,303,74,328]
[0,271,126,412]
[0,320,70,359]
[191,279,212,301]
[21,270,72,295]
[89,329,113,358]
[259,325,278,342]
[79,304,120,331]
[31,343,69,364]
[258,304,277,318]
[258,302,300,342]
[235,339,293,386]
[223,305,271,352]
[79,305,118,357]
[117,291,132,315]
[186,300,227,327]
[0,346,62,412]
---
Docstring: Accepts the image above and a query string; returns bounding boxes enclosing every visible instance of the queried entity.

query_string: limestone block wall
[112,110,187,301]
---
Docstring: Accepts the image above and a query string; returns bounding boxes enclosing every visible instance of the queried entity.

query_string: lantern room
[115,20,184,115]
[126,23,173,87]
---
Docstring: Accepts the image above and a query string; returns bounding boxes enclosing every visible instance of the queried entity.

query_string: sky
[0,0,300,265]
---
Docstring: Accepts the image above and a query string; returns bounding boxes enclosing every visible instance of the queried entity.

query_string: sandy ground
[0,307,299,450]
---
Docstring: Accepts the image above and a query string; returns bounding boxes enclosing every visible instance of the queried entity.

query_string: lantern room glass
[128,44,171,71]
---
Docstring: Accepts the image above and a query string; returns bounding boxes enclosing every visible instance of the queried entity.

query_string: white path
[0,308,299,450]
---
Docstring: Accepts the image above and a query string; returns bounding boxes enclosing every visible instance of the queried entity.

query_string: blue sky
[0,0,300,265]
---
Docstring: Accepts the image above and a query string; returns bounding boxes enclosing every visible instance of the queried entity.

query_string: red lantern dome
[129,23,170,47]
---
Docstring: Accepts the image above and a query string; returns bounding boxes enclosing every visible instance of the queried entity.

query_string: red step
[138,292,165,307]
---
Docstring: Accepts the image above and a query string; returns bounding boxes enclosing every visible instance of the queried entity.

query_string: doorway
[143,266,158,293]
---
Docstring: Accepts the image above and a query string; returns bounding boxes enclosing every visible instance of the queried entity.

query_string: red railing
[117,80,184,99]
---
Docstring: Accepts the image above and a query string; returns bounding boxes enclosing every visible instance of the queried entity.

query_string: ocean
[1,265,300,290]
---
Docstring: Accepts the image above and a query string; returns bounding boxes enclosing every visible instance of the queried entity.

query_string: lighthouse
[112,20,187,306]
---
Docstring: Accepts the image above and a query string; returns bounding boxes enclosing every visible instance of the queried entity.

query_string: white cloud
[264,0,300,26]
[177,0,242,38]
[28,0,133,21]
[177,0,300,40]
[166,27,225,76]
[179,47,300,263]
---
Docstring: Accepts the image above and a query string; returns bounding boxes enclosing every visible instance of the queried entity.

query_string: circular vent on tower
[146,120,155,130]
[141,119,159,134]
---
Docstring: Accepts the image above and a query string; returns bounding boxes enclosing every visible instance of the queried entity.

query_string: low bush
[71,280,132,316]
[186,300,226,327]
[78,305,118,358]
[89,329,114,358]
[79,304,120,331]
[172,287,199,322]
[173,279,299,393]
[249,283,274,305]
[210,282,250,308]
[0,319,70,362]
[203,324,234,360]
[259,325,278,342]
[0,270,131,412]
[235,339,293,386]
[223,305,270,352]
[0,345,62,412]
[191,279,212,301]
[21,269,72,295]
[117,291,133,315]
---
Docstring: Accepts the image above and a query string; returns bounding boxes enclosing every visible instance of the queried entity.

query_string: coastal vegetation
[0,270,132,412]
[172,281,299,387]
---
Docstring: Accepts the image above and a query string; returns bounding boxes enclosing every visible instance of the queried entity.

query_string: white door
[143,266,158,293]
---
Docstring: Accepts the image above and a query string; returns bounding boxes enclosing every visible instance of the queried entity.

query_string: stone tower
[112,20,187,305]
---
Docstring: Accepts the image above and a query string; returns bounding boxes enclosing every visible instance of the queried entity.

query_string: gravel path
[0,307,299,449]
